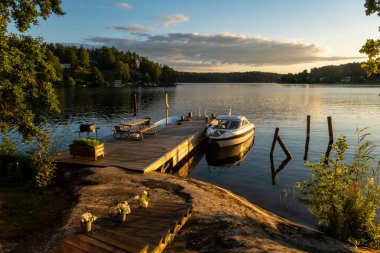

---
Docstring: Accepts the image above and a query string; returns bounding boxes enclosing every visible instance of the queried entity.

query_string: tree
[69,47,79,69]
[0,1,64,188]
[360,0,380,75]
[116,61,130,82]
[79,47,90,68]
[90,66,106,86]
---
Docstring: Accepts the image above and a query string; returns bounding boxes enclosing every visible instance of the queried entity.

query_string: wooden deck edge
[143,129,206,173]
[151,208,192,253]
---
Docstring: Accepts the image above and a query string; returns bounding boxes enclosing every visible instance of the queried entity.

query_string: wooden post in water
[270,128,279,155]
[270,127,292,159]
[327,116,333,142]
[277,135,292,159]
[165,94,169,126]
[134,93,137,116]
[188,112,192,118]
[304,115,311,161]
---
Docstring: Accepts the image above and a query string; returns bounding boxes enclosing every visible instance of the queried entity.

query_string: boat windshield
[215,120,241,130]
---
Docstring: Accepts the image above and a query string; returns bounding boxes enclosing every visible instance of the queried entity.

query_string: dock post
[277,135,292,159]
[304,115,310,161]
[188,112,192,118]
[327,116,333,142]
[165,94,169,126]
[134,93,137,116]
[270,128,279,155]
[211,113,216,119]
[205,116,209,123]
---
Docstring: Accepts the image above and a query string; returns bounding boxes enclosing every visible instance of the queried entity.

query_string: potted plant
[69,138,104,160]
[114,201,131,222]
[81,212,97,232]
[135,191,149,208]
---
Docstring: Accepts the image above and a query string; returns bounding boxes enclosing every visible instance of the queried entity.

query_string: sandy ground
[5,166,378,253]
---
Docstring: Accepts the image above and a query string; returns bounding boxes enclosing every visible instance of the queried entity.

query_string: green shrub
[0,138,34,184]
[73,138,101,146]
[296,131,380,248]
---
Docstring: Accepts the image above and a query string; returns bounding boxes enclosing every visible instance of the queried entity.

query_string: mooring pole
[277,135,292,159]
[270,128,280,155]
[165,93,169,126]
[134,93,137,116]
[304,115,311,161]
[327,116,333,143]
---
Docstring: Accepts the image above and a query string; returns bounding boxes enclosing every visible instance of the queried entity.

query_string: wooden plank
[88,228,147,253]
[76,234,127,253]
[64,236,109,253]
[53,242,87,253]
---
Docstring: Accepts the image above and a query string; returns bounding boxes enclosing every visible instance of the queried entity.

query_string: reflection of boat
[206,135,254,167]
[206,115,255,148]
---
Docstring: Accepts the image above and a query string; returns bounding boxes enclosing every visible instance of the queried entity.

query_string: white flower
[114,201,131,215]
[143,191,148,195]
[81,212,97,223]
[135,196,139,200]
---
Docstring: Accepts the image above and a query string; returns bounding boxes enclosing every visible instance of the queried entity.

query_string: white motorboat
[206,115,255,148]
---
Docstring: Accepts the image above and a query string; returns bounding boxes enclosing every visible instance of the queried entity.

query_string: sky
[12,0,380,73]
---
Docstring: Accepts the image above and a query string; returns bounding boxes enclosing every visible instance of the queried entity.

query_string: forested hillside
[46,44,176,87]
[279,63,379,84]
[176,71,281,83]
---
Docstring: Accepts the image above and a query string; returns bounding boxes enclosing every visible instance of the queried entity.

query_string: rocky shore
[8,166,376,253]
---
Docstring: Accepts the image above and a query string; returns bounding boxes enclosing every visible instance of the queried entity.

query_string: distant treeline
[176,71,281,83]
[176,63,380,84]
[279,63,379,84]
[45,44,176,87]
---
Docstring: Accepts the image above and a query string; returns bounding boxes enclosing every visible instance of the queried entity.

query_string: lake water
[29,83,380,227]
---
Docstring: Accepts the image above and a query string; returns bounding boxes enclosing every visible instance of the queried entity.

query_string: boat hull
[209,128,254,148]
[207,135,254,166]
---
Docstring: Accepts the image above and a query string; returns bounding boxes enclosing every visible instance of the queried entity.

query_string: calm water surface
[34,83,380,227]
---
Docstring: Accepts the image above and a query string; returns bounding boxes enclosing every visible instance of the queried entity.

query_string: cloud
[87,33,363,71]
[107,24,153,36]
[152,13,189,27]
[114,2,132,9]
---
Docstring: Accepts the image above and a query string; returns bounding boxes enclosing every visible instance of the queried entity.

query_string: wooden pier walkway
[51,201,192,253]
[55,117,209,173]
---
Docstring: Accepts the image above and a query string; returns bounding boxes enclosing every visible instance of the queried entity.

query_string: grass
[0,185,71,240]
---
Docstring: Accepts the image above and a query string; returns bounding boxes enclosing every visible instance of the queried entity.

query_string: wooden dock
[55,117,209,173]
[51,201,192,253]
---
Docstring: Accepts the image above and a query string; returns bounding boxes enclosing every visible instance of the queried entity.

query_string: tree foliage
[0,1,64,188]
[46,44,177,86]
[279,63,374,84]
[176,71,280,83]
[296,132,380,248]
[361,0,380,75]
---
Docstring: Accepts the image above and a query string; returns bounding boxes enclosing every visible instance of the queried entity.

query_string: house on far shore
[341,76,351,83]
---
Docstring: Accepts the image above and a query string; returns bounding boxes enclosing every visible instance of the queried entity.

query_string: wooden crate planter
[69,143,104,160]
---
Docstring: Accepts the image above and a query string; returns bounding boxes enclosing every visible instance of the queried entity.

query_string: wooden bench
[136,125,157,140]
